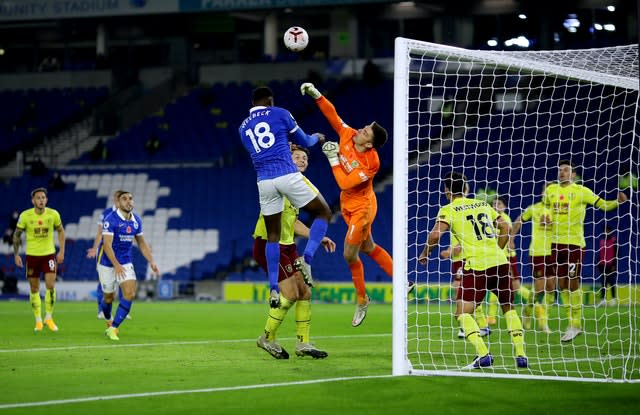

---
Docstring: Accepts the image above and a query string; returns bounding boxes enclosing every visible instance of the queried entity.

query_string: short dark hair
[371,122,388,148]
[444,172,467,195]
[494,195,508,206]
[291,144,309,157]
[252,86,273,105]
[558,159,576,169]
[31,187,47,198]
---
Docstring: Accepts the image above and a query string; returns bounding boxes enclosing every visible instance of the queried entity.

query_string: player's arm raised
[301,83,349,137]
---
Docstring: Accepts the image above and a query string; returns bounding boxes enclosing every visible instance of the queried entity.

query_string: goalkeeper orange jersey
[316,96,380,209]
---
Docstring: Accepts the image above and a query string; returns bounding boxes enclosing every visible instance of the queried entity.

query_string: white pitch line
[0,333,391,354]
[0,375,395,410]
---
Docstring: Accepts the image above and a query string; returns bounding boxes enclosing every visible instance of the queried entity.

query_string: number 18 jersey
[436,197,508,271]
[239,105,299,181]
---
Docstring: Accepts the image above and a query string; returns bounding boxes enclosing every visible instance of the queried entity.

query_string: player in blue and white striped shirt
[97,191,158,340]
[87,190,124,319]
[239,86,332,309]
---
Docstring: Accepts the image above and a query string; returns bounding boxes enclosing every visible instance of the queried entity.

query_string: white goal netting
[392,38,639,382]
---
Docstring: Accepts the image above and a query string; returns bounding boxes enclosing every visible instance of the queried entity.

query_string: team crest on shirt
[133,221,139,229]
[286,264,293,273]
[351,160,359,168]
[569,193,575,200]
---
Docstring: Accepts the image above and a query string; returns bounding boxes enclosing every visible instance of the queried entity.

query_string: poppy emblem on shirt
[126,226,132,233]
[559,194,565,200]
[38,220,43,225]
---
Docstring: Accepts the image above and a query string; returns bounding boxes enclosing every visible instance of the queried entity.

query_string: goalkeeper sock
[457,313,489,357]
[30,292,42,320]
[487,292,499,323]
[367,245,393,278]
[295,300,311,344]
[303,218,328,264]
[504,309,526,356]
[264,295,293,342]
[265,241,280,290]
[349,260,367,302]
[569,289,583,329]
[474,304,488,328]
[44,288,56,316]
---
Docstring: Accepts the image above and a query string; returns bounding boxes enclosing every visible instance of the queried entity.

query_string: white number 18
[245,122,275,153]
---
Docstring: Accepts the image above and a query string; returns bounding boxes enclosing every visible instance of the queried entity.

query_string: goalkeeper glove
[300,82,322,99]
[322,141,340,167]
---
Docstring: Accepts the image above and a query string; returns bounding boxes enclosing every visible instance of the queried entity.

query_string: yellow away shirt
[520,202,553,257]
[450,234,465,261]
[543,183,600,248]
[16,207,62,256]
[437,197,508,271]
[253,197,298,245]
[498,211,516,258]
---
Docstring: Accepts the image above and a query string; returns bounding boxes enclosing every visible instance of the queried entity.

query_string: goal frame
[391,37,639,382]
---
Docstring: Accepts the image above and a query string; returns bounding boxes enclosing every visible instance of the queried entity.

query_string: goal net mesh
[393,38,639,382]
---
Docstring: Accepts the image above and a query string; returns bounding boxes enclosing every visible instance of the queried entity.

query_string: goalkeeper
[254,145,335,360]
[301,82,409,327]
[419,172,528,369]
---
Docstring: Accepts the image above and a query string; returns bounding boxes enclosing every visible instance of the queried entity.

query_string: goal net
[392,38,639,382]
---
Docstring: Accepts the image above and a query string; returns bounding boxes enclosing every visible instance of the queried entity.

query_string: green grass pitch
[1,300,639,414]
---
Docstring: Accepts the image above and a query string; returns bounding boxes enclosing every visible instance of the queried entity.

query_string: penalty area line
[0,375,395,409]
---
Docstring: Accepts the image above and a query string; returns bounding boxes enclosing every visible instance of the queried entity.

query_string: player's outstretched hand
[321,236,336,253]
[322,141,340,167]
[300,82,322,99]
[312,132,326,145]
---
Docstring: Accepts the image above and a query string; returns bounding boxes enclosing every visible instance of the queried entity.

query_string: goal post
[392,37,639,382]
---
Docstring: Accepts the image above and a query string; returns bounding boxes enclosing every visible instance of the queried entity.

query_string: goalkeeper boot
[352,295,370,327]
[44,318,58,332]
[294,257,314,287]
[295,342,328,359]
[105,326,119,341]
[516,356,529,368]
[457,328,465,339]
[463,353,494,369]
[257,335,289,359]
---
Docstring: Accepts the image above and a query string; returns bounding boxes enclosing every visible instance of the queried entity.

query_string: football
[283,26,309,52]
